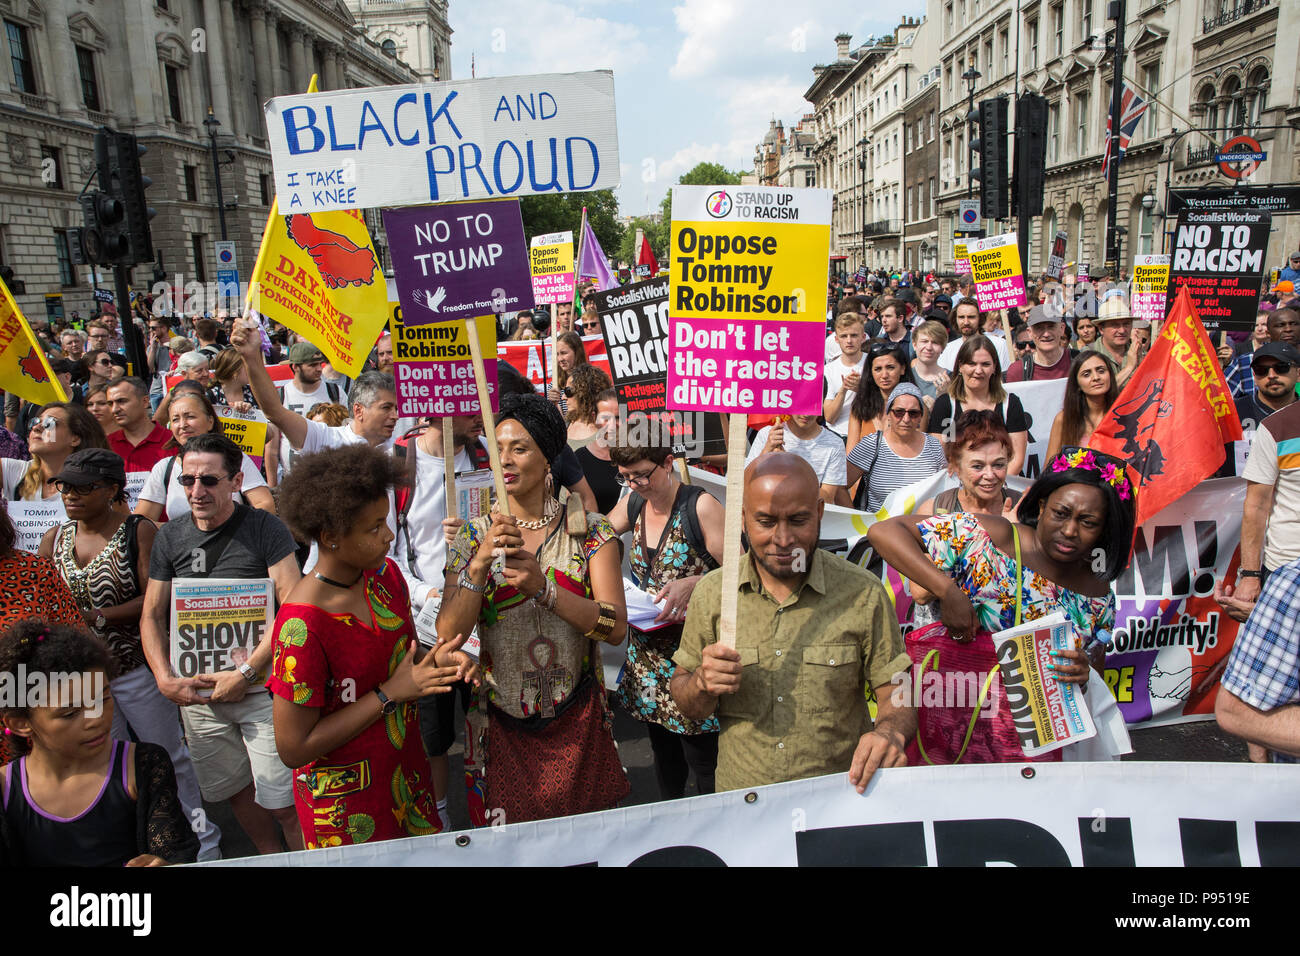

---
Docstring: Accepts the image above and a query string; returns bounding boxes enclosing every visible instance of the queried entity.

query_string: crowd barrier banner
[497,334,609,391]
[264,71,621,213]
[206,761,1300,867]
[688,461,1246,730]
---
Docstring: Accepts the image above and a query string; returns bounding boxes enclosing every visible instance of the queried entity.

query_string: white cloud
[452,2,648,75]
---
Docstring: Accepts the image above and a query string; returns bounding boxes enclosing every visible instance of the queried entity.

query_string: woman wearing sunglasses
[847,383,946,511]
[82,349,123,392]
[134,389,274,522]
[846,341,919,450]
[2,403,108,503]
[545,331,589,414]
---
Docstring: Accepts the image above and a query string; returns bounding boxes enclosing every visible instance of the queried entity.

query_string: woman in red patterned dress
[268,444,477,848]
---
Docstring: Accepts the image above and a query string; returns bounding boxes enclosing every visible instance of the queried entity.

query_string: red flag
[637,233,659,274]
[1088,286,1242,525]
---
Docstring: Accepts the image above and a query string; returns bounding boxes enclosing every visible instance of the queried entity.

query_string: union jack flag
[1101,85,1148,178]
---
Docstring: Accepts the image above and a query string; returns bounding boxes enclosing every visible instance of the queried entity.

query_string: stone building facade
[0,0,450,321]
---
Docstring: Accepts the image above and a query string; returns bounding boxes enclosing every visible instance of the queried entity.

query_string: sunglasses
[28,416,58,432]
[889,406,924,421]
[1255,362,1292,376]
[177,473,232,488]
[1017,340,1034,350]
[563,387,574,397]
[54,480,110,496]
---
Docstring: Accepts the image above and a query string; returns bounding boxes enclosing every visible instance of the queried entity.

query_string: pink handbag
[902,526,1061,765]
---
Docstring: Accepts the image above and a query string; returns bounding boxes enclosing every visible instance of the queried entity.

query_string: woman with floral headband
[869,446,1137,722]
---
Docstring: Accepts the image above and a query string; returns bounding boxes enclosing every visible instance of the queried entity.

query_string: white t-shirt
[745,425,848,487]
[2,458,56,502]
[139,451,267,519]
[278,378,342,475]
[1241,425,1300,570]
[294,419,397,573]
[392,442,476,609]
[823,355,866,437]
[938,334,1013,372]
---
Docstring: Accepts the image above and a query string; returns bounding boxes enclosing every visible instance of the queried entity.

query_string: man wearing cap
[1278,253,1300,285]
[930,293,952,319]
[1086,293,1143,389]
[272,341,343,480]
[1236,343,1300,435]
[1006,306,1073,382]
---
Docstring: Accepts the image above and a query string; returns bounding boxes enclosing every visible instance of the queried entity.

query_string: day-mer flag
[578,215,618,292]
[0,278,67,406]
[1088,286,1241,526]
[245,75,388,377]
[1101,84,1148,179]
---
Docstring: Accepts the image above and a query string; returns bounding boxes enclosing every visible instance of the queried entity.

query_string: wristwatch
[375,687,398,716]
[93,612,107,631]
[1238,570,1261,579]
[458,569,487,593]
[238,663,258,683]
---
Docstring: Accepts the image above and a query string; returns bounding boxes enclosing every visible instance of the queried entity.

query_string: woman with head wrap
[847,383,947,511]
[438,393,629,824]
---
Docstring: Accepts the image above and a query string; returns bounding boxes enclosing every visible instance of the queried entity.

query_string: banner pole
[717,413,748,648]
[676,457,691,484]
[442,416,457,521]
[464,317,510,516]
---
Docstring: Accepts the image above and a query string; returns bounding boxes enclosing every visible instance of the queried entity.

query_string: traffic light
[973,97,1009,222]
[1014,93,1048,219]
[0,266,25,296]
[79,127,155,267]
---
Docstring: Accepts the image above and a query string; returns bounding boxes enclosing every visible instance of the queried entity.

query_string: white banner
[264,72,620,213]
[205,762,1300,867]
[9,498,65,554]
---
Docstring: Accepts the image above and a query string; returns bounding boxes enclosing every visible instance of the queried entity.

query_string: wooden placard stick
[717,412,749,648]
[464,317,509,516]
[442,415,457,521]
[549,301,558,390]
[676,456,691,484]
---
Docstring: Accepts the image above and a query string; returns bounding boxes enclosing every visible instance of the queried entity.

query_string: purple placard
[384,200,534,326]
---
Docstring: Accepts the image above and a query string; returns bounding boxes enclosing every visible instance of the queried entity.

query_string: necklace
[314,571,363,589]
[503,495,560,530]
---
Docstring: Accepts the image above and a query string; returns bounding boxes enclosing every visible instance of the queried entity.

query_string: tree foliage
[520,190,623,260]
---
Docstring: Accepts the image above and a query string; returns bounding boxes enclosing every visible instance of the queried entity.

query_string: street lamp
[858,136,870,273]
[962,67,982,201]
[1114,225,1128,279]
[203,107,232,242]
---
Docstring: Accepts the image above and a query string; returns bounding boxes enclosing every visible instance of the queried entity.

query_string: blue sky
[447,1,916,217]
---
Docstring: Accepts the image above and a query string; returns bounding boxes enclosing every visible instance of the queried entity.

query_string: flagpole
[1104,1,1126,277]
[574,206,588,309]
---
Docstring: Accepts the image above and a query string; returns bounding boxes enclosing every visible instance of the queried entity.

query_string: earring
[544,472,554,497]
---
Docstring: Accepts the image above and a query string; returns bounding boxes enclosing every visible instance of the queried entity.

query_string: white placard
[9,498,65,554]
[264,72,621,213]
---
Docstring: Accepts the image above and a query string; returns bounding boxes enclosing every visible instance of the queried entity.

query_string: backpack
[626,484,710,562]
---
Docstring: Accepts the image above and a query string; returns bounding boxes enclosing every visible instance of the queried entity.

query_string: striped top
[848,432,947,512]
[1242,401,1300,569]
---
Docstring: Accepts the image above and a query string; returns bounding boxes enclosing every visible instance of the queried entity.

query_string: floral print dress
[918,512,1115,641]
[616,487,720,735]
[267,558,442,849]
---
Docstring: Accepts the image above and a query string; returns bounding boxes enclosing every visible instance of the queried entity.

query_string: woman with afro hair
[267,443,475,848]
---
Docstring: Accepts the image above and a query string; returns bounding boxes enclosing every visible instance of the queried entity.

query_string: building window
[1247,65,1270,128]
[381,38,397,57]
[165,65,183,121]
[260,172,271,206]
[904,125,911,153]
[191,234,206,283]
[1000,28,1010,76]
[929,111,936,141]
[54,231,75,286]
[1028,19,1039,68]
[40,145,62,189]
[1080,0,1093,46]
[1138,205,1154,255]
[909,186,916,220]
[76,46,101,112]
[184,164,199,202]
[5,20,36,94]
[1075,92,1089,154]
[929,176,937,217]
[1048,102,1060,162]
[1052,3,1064,57]
[984,39,993,75]
[946,1,954,36]
[1143,63,1160,137]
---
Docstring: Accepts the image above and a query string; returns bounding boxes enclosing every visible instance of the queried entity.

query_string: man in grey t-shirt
[141,433,303,855]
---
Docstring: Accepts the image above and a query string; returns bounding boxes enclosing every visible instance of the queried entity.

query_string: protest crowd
[0,242,1293,868]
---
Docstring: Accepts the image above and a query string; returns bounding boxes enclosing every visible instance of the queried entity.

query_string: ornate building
[0,0,451,320]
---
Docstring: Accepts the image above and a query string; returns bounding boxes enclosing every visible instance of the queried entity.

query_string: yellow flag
[0,280,67,406]
[245,75,388,377]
